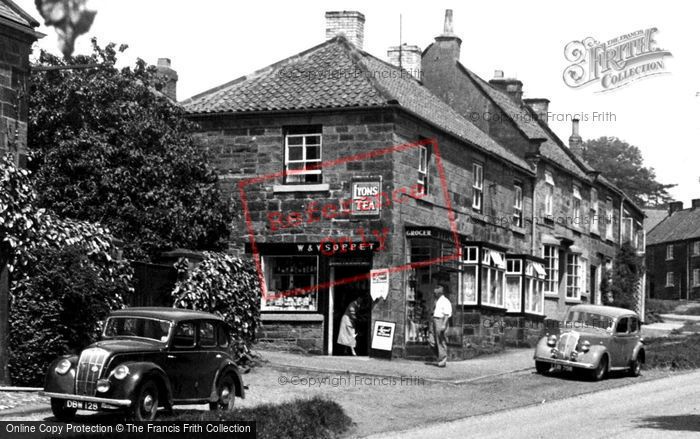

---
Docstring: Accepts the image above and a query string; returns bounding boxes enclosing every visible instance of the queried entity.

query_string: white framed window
[590,188,599,234]
[693,241,700,256]
[666,245,674,260]
[463,246,479,263]
[506,258,523,312]
[544,171,554,217]
[693,269,700,287]
[460,247,479,305]
[480,249,506,307]
[525,277,545,314]
[513,181,523,228]
[543,245,559,295]
[566,253,581,300]
[284,130,322,184]
[572,185,582,226]
[623,212,633,243]
[666,272,675,287]
[417,145,429,195]
[472,163,483,212]
[605,197,614,240]
[261,255,319,311]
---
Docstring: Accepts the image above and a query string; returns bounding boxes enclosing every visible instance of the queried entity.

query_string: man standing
[428,284,452,367]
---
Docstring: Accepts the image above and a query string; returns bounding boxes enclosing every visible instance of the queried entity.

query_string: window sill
[565,299,582,305]
[273,183,329,193]
[511,225,527,236]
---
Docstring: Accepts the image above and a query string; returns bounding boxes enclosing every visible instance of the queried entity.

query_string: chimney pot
[325,11,365,49]
[669,201,684,216]
[493,70,504,79]
[443,9,454,34]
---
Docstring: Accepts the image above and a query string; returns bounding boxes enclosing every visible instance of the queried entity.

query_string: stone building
[181,10,645,359]
[646,200,700,300]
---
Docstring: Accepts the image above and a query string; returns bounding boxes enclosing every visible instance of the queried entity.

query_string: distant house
[646,200,700,300]
[643,208,668,233]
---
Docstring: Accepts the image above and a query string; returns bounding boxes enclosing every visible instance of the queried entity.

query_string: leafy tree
[28,40,234,260]
[605,243,643,312]
[575,137,675,207]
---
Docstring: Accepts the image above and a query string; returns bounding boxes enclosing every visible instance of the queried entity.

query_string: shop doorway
[331,266,371,356]
[590,265,598,304]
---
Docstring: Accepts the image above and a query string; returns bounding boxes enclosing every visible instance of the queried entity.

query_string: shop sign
[371,320,396,352]
[370,268,389,300]
[351,180,382,217]
[405,226,458,243]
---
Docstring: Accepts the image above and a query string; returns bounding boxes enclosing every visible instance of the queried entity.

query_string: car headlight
[55,359,71,375]
[112,365,129,380]
[547,334,557,347]
[581,340,591,353]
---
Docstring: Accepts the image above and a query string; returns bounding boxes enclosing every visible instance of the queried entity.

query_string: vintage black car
[40,307,245,420]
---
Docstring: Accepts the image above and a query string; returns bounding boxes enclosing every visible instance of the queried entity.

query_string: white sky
[16,0,699,206]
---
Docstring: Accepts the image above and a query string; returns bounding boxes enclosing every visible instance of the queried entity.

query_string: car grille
[556,332,580,359]
[75,348,109,396]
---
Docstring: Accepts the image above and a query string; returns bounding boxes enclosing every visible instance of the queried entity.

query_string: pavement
[256,347,535,384]
[643,313,700,337]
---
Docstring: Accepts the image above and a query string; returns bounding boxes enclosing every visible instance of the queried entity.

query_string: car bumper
[39,391,132,407]
[534,356,596,370]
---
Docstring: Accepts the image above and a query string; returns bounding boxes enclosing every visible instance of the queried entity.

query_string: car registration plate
[66,400,101,411]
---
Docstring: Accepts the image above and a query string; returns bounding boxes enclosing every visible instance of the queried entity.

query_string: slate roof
[183,37,531,170]
[0,0,39,28]
[642,208,669,233]
[646,208,700,245]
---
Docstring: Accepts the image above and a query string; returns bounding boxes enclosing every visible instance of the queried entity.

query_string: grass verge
[644,334,700,370]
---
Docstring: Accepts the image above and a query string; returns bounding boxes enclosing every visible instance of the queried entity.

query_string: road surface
[367,370,700,438]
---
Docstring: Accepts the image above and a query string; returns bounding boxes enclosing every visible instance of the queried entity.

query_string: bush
[171,252,260,359]
[8,245,131,386]
[643,335,700,370]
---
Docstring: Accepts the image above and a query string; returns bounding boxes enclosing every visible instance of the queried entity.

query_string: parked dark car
[40,307,245,420]
[533,304,645,380]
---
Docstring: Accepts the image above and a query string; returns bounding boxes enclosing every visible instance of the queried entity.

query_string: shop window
[460,246,479,305]
[543,245,559,295]
[480,249,505,307]
[472,163,483,212]
[417,145,429,195]
[261,256,318,311]
[284,126,322,184]
[544,171,554,217]
[566,253,581,300]
[590,188,599,234]
[513,182,523,228]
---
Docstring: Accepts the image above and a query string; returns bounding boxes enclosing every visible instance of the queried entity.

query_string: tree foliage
[28,40,234,260]
[172,252,261,358]
[577,137,675,207]
[605,243,643,312]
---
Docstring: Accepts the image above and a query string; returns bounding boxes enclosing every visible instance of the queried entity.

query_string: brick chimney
[325,11,365,49]
[569,118,583,154]
[387,44,422,80]
[431,9,462,62]
[692,199,700,209]
[156,58,178,102]
[489,70,523,104]
[669,201,684,216]
[524,98,550,125]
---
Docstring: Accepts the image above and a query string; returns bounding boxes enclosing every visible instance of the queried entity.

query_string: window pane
[287,136,303,146]
[306,145,320,160]
[462,266,477,304]
[262,256,318,311]
[199,322,216,347]
[506,276,521,311]
[305,135,321,145]
[288,146,303,161]
[174,322,195,347]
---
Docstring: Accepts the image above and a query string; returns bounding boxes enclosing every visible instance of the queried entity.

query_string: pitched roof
[642,208,668,233]
[183,37,530,170]
[647,208,700,245]
[0,0,39,28]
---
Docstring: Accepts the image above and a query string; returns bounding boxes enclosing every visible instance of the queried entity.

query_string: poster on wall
[351,179,382,217]
[370,320,396,359]
[370,268,389,300]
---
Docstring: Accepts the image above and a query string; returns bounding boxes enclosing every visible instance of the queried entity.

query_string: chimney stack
[668,201,684,216]
[156,58,178,102]
[692,199,700,209]
[431,9,462,62]
[569,118,583,154]
[325,11,365,49]
[489,71,523,104]
[524,98,550,125]
[387,44,422,80]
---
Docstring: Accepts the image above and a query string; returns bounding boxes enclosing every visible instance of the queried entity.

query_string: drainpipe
[531,178,537,256]
[688,242,691,301]
[618,198,624,246]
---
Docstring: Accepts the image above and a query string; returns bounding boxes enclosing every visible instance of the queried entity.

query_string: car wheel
[535,361,551,375]
[590,355,608,381]
[629,357,642,377]
[50,398,77,421]
[209,374,236,411]
[129,379,159,421]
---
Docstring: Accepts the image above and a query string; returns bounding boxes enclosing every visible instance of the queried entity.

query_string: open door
[332,266,371,356]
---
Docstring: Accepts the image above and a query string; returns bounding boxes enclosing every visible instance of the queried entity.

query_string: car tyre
[535,361,551,375]
[129,379,159,421]
[209,374,236,411]
[629,356,642,377]
[50,398,77,421]
[590,355,608,381]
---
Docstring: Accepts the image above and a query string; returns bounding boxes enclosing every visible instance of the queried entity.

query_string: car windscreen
[563,311,614,331]
[103,317,172,342]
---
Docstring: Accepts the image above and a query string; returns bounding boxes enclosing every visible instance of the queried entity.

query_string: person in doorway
[428,284,452,367]
[337,295,368,356]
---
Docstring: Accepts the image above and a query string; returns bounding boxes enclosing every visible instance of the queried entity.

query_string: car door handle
[167,355,176,359]
[215,354,222,359]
